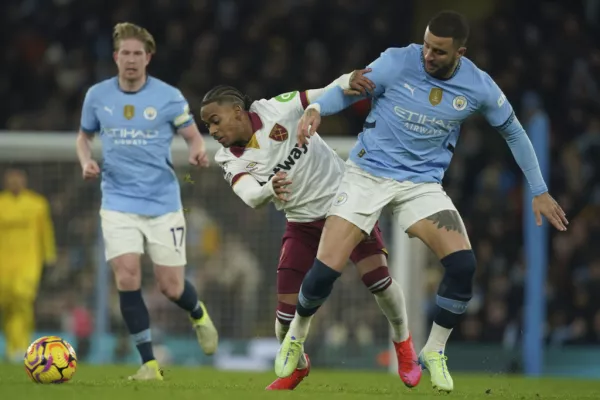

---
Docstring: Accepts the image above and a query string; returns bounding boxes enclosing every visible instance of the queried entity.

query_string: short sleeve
[166,90,194,129]
[215,151,250,187]
[479,72,514,128]
[364,48,403,97]
[80,87,100,134]
[253,90,309,120]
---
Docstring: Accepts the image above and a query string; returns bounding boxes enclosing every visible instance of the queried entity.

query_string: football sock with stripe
[119,290,155,364]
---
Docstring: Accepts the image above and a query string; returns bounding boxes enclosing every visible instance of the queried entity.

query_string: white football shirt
[215,90,345,222]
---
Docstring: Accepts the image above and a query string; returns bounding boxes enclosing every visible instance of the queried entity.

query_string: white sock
[288,312,313,340]
[373,279,410,342]
[276,318,307,369]
[422,322,453,353]
[275,319,289,343]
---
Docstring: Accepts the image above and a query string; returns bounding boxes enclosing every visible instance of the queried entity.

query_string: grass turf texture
[1,363,598,399]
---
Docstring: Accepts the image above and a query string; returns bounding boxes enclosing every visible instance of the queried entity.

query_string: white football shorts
[327,160,458,233]
[100,209,187,266]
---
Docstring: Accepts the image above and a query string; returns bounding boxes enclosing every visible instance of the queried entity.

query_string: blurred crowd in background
[1,0,600,361]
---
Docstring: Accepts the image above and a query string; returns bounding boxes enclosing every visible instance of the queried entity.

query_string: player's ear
[234,104,244,119]
[457,46,466,58]
[113,51,119,64]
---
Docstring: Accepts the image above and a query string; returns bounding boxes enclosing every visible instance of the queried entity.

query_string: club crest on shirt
[452,95,467,111]
[429,87,443,106]
[269,123,288,142]
[143,107,157,120]
[123,105,135,120]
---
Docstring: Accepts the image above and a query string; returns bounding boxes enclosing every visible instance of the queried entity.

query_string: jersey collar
[115,75,151,94]
[230,112,263,158]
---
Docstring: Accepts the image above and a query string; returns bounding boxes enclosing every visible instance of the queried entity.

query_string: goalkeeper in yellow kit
[0,168,56,362]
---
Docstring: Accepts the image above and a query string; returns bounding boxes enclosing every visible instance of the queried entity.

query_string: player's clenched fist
[82,160,100,180]
[297,108,322,146]
[188,144,210,168]
[271,172,292,202]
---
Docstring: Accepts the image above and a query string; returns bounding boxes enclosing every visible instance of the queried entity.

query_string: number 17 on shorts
[150,210,187,267]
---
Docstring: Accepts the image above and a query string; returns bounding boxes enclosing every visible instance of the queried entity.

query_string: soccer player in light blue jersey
[275,11,569,392]
[75,23,218,381]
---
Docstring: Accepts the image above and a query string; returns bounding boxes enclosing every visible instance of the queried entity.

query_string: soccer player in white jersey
[200,76,422,390]
[75,23,218,380]
[276,11,569,392]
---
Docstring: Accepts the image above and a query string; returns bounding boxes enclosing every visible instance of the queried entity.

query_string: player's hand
[189,142,209,167]
[343,68,376,96]
[271,172,292,201]
[297,108,322,146]
[532,192,569,231]
[82,160,100,180]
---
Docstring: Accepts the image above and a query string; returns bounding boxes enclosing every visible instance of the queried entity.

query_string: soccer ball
[24,336,77,384]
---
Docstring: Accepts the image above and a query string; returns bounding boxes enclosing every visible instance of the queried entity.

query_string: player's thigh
[322,161,393,271]
[397,185,471,259]
[100,209,144,289]
[277,222,321,296]
[145,209,187,268]
[351,222,389,276]
[100,209,145,258]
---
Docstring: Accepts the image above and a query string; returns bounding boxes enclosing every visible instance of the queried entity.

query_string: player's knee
[298,259,341,310]
[157,276,184,301]
[113,267,141,291]
[436,249,477,314]
[111,255,141,290]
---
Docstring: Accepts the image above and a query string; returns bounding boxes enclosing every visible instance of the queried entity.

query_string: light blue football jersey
[317,44,517,183]
[80,77,194,216]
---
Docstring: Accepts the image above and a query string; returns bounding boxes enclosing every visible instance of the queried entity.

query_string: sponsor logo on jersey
[428,87,443,106]
[123,105,135,120]
[101,127,159,145]
[274,91,298,103]
[268,143,308,180]
[452,96,467,111]
[269,123,288,142]
[393,106,460,135]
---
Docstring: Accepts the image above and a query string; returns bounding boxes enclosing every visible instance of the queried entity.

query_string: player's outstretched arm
[482,74,569,231]
[496,116,568,231]
[481,77,568,231]
[266,69,373,121]
[304,68,375,108]
[298,49,398,144]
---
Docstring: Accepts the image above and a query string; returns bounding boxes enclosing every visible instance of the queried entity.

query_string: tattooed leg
[406,210,471,259]
[405,209,476,387]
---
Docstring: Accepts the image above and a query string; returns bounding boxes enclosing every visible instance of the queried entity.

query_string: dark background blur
[1,0,600,369]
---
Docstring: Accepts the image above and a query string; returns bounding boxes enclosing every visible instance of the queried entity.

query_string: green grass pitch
[1,363,599,399]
